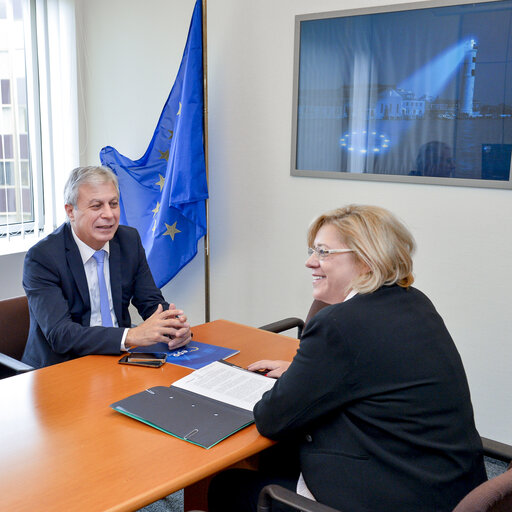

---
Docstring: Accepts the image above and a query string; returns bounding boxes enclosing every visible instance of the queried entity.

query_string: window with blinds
[0,0,41,239]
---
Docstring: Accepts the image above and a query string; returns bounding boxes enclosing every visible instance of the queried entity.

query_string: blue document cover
[130,341,239,370]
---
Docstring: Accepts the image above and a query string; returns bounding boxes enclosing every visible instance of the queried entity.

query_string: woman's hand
[247,359,291,379]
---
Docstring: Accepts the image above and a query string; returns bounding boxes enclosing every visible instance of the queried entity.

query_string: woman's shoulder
[314,285,435,320]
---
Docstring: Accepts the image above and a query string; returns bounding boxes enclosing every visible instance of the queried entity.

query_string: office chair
[258,299,328,339]
[452,463,512,511]
[257,484,337,512]
[256,463,512,512]
[0,295,34,378]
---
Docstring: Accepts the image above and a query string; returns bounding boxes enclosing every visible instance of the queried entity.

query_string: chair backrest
[0,296,30,360]
[452,466,512,512]
[305,300,329,326]
[258,484,339,512]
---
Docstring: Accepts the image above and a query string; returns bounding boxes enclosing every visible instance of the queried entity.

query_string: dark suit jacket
[22,223,168,368]
[254,285,486,512]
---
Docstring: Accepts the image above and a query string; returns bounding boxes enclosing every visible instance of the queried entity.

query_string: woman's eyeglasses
[307,247,353,260]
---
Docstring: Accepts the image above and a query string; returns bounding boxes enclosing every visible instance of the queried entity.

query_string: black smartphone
[118,352,167,368]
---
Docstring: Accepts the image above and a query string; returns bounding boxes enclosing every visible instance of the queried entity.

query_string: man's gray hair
[64,166,119,207]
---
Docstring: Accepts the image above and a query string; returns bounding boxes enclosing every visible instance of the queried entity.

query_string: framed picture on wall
[291,0,512,189]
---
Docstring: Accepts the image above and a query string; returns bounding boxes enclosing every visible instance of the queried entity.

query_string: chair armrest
[259,317,305,338]
[482,437,512,464]
[0,352,34,374]
[258,485,340,512]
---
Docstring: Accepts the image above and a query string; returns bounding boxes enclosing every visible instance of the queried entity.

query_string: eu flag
[100,0,208,288]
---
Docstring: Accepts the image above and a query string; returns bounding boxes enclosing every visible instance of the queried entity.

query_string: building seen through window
[0,0,36,237]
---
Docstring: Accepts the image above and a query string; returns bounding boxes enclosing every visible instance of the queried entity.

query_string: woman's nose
[305,253,319,268]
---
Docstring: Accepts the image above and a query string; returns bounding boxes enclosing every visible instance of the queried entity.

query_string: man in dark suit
[22,166,191,369]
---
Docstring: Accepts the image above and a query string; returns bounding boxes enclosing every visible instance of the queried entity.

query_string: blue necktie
[92,250,113,327]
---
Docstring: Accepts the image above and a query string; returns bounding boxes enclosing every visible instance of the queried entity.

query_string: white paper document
[173,361,276,411]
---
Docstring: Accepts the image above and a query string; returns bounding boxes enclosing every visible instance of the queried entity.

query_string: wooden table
[0,320,299,512]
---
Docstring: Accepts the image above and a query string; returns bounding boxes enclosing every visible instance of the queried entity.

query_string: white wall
[76,0,512,444]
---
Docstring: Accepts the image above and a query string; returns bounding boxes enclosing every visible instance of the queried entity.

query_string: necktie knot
[93,250,105,265]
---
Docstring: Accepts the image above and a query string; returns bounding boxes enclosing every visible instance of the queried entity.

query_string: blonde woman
[210,205,486,512]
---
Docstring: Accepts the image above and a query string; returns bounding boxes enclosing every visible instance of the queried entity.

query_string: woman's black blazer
[254,285,486,512]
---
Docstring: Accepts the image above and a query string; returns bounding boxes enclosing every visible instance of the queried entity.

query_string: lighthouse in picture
[459,39,477,117]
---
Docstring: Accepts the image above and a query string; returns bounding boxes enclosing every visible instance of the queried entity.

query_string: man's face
[65,181,120,250]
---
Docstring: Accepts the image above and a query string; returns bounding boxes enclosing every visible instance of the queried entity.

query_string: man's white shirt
[70,227,129,350]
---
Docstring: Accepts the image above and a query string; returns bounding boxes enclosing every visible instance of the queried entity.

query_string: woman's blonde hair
[307,205,415,294]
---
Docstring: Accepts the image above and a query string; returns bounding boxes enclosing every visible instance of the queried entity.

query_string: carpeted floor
[137,490,183,512]
[484,456,509,479]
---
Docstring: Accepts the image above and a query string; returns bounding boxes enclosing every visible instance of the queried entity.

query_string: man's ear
[65,203,74,222]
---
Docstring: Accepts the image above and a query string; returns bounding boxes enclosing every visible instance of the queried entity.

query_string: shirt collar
[70,226,110,265]
[344,289,357,302]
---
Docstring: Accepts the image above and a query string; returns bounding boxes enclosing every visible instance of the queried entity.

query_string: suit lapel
[109,234,123,325]
[63,223,91,316]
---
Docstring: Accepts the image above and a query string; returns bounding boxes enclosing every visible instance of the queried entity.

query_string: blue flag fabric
[100,0,208,288]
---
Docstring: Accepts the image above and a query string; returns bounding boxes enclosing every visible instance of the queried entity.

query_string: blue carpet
[485,456,508,480]
[137,489,183,512]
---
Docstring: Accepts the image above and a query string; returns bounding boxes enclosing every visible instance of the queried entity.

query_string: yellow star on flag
[152,202,160,217]
[159,149,169,161]
[155,174,165,191]
[177,102,182,116]
[163,221,181,241]
[168,130,174,140]
[152,220,157,233]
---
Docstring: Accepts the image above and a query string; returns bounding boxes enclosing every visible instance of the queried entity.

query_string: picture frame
[291,0,512,189]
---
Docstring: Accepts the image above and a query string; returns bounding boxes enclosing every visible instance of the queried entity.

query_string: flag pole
[202,0,211,323]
